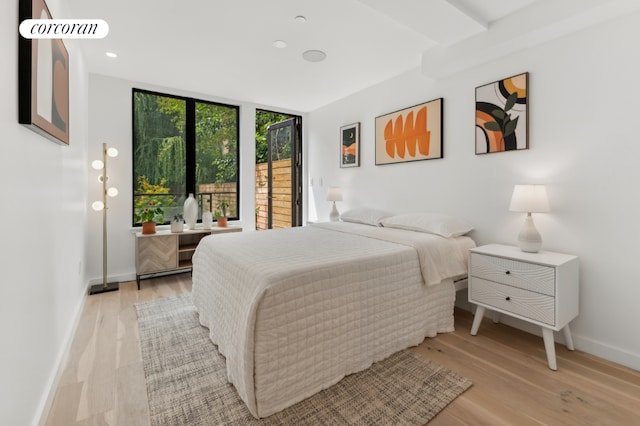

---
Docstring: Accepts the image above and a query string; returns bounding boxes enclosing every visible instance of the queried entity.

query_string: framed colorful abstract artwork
[18,0,70,145]
[375,98,443,165]
[340,122,360,168]
[475,72,528,154]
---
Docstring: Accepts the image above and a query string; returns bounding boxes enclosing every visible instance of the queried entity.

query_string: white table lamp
[326,186,343,221]
[509,184,550,253]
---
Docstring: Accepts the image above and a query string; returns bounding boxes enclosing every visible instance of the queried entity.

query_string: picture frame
[340,122,360,168]
[375,98,443,165]
[475,72,528,154]
[18,0,70,145]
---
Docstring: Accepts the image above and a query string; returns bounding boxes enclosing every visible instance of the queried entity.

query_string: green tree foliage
[134,176,176,210]
[133,92,185,194]
[133,92,239,191]
[255,111,293,164]
[196,103,238,185]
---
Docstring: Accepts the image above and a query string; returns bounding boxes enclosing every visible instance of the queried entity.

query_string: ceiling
[61,0,637,112]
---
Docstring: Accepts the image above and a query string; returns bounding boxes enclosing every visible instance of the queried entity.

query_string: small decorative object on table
[202,211,213,229]
[184,193,198,230]
[135,203,164,235]
[216,199,229,228]
[170,214,184,233]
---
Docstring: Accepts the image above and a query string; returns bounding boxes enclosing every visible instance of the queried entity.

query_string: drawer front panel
[137,235,177,274]
[470,253,555,296]
[470,277,555,326]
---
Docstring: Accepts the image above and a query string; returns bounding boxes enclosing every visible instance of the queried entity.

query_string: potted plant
[170,213,184,233]
[216,199,230,228]
[134,202,164,234]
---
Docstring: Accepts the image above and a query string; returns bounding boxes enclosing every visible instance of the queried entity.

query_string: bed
[192,219,475,418]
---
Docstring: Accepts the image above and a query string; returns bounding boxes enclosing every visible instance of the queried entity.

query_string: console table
[134,226,242,289]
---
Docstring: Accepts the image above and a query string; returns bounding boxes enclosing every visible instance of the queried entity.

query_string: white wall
[0,1,90,424]
[307,12,640,370]
[87,74,305,283]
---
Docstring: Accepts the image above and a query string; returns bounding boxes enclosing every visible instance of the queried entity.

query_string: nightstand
[468,244,579,370]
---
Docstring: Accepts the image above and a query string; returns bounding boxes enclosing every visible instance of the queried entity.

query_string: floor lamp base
[89,281,120,295]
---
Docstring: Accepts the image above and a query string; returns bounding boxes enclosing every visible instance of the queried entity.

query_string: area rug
[136,294,472,425]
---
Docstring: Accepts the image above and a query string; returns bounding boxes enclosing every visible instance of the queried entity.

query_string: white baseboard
[34,283,89,426]
[571,334,640,371]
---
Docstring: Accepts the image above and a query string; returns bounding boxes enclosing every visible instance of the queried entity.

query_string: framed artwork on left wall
[340,122,360,168]
[18,0,70,145]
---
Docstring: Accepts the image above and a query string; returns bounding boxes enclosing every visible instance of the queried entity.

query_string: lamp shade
[326,186,343,202]
[509,185,550,213]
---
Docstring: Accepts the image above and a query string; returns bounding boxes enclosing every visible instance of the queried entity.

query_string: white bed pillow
[380,213,474,237]
[340,207,394,226]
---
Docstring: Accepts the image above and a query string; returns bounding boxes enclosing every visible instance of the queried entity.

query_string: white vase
[170,220,184,233]
[184,193,198,230]
[202,211,213,229]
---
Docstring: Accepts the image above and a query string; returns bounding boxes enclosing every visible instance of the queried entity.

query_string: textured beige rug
[136,294,472,425]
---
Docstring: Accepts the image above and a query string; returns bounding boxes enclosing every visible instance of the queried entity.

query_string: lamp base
[329,202,340,222]
[517,214,542,253]
[89,281,119,295]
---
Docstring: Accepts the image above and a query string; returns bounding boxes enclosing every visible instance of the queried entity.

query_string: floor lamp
[89,143,119,295]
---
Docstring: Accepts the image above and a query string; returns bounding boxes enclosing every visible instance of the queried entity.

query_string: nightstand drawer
[470,253,555,296]
[470,278,555,326]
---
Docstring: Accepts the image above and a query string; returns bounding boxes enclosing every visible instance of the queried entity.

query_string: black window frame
[132,88,240,226]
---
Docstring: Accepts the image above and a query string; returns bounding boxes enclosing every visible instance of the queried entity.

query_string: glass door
[264,117,302,229]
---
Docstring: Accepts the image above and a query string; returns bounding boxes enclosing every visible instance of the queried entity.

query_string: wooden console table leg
[562,325,575,351]
[470,306,486,336]
[541,328,557,370]
[136,275,140,290]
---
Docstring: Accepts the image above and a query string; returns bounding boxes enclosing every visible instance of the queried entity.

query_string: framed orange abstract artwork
[340,122,360,168]
[375,98,443,165]
[475,72,528,154]
[18,0,70,145]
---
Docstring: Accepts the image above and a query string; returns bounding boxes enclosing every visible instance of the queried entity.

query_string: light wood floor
[44,274,640,425]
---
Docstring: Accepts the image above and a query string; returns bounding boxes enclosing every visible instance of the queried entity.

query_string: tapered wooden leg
[563,325,575,351]
[470,306,486,335]
[542,328,557,370]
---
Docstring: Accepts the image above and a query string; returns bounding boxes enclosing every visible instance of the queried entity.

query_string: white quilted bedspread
[191,222,474,418]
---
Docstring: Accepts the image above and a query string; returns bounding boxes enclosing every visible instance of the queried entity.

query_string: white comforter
[192,222,475,418]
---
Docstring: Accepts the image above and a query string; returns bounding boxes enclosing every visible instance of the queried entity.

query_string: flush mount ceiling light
[105,51,118,58]
[273,40,287,48]
[295,15,306,23]
[302,49,326,62]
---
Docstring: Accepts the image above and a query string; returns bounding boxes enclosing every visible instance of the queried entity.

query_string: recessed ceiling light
[295,15,306,23]
[105,51,118,58]
[273,40,287,49]
[302,50,326,62]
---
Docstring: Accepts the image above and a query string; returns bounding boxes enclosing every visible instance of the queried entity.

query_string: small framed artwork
[375,98,443,165]
[340,122,360,168]
[475,72,528,154]
[18,0,70,145]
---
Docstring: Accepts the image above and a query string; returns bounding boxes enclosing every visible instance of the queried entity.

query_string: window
[132,89,239,225]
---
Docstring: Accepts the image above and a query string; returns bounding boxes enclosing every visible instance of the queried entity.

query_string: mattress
[191,222,475,418]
